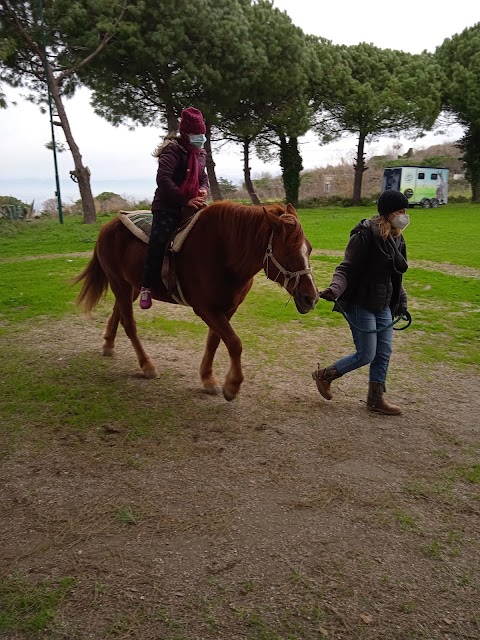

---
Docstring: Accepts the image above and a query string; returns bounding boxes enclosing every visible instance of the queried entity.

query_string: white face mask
[188,134,206,149]
[391,213,410,230]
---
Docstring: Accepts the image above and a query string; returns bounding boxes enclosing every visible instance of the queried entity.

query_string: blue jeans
[334,305,393,384]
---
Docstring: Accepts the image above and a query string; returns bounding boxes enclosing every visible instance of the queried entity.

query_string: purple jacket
[151,138,209,213]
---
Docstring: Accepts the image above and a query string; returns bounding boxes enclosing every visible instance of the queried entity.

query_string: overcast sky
[1,0,479,206]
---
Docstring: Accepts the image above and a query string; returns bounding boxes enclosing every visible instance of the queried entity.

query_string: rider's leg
[140,210,179,309]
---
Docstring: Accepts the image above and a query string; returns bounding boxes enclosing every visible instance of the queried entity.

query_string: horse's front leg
[197,310,243,401]
[200,329,222,395]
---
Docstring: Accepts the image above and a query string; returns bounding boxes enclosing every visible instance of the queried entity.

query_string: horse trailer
[381,166,449,208]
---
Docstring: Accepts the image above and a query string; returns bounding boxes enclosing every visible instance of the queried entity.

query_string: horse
[74,201,319,400]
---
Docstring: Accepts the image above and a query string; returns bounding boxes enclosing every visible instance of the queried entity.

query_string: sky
[0,0,479,208]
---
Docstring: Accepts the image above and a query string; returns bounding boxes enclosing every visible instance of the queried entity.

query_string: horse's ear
[262,206,284,229]
[286,203,298,217]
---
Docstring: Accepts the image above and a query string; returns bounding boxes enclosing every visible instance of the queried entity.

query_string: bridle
[263,231,312,293]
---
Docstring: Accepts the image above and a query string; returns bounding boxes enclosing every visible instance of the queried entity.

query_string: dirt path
[1,308,479,639]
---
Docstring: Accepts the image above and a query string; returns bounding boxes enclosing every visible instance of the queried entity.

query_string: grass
[0,205,479,366]
[0,257,85,326]
[0,574,75,634]
[0,341,199,457]
[301,203,480,268]
[115,506,141,525]
[0,213,114,258]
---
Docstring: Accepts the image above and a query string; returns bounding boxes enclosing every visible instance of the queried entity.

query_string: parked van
[381,166,449,207]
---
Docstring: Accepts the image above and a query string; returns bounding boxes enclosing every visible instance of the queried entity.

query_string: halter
[263,231,312,293]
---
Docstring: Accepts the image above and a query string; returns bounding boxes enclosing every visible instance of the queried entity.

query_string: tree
[0,35,15,107]
[80,0,257,201]
[217,178,238,197]
[436,24,480,202]
[0,0,126,223]
[217,1,319,206]
[312,43,443,203]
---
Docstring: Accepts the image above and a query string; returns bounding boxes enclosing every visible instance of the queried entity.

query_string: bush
[298,195,377,209]
[448,195,471,203]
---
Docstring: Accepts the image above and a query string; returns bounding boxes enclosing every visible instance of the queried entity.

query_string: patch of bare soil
[1,310,479,640]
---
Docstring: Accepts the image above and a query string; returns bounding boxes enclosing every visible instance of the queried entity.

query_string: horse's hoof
[204,384,222,396]
[222,387,237,401]
[143,367,159,379]
[103,347,115,357]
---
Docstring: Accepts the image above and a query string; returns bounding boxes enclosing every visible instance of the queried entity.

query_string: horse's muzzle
[294,291,318,314]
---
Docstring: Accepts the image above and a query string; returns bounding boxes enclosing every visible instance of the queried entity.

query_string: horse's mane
[205,201,305,256]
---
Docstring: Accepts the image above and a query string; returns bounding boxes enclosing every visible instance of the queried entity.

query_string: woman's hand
[318,287,336,301]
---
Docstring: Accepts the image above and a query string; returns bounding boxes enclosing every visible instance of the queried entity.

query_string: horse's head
[262,204,319,314]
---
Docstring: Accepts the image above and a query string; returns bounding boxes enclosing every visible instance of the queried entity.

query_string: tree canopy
[436,23,480,201]
[312,43,443,202]
[0,0,127,222]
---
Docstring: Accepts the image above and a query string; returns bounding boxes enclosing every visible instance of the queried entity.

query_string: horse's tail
[73,246,109,313]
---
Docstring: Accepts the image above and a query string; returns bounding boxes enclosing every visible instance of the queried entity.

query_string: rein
[263,231,312,294]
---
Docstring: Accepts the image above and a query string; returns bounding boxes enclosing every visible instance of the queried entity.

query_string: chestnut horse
[74,201,318,400]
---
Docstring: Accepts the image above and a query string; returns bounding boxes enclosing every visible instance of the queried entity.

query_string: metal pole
[39,0,63,223]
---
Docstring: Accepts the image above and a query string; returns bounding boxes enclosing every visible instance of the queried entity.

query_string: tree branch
[0,0,46,62]
[57,0,128,83]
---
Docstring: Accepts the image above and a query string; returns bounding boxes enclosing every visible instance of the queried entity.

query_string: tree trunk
[205,124,222,201]
[472,176,480,203]
[352,133,368,205]
[279,135,303,207]
[243,139,260,205]
[164,99,179,134]
[48,70,97,223]
[457,126,480,203]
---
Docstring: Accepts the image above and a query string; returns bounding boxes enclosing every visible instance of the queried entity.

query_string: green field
[1,204,479,367]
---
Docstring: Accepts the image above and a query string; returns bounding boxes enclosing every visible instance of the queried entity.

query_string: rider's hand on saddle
[187,196,205,210]
[318,287,336,301]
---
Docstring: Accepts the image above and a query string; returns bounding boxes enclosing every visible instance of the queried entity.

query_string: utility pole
[39,0,63,223]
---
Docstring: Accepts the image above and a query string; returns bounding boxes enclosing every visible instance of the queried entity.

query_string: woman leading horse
[74,201,318,400]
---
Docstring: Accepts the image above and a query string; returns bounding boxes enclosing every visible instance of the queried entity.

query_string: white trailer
[381,166,449,208]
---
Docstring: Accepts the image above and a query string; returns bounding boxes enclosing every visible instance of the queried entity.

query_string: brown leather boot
[312,364,340,400]
[367,382,402,415]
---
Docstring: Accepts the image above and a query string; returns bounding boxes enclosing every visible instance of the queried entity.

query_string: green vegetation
[0,574,75,634]
[0,214,113,258]
[302,204,480,268]
[1,206,479,368]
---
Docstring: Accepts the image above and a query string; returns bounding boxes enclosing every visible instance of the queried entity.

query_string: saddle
[118,208,203,305]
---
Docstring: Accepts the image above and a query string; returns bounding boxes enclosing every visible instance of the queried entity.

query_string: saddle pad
[117,209,203,251]
[118,210,152,243]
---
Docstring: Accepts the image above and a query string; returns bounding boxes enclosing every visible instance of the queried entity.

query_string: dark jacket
[151,138,209,213]
[328,217,408,314]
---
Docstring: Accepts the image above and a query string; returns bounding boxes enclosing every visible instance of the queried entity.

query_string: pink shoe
[139,287,152,309]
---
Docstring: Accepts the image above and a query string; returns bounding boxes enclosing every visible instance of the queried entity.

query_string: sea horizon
[0,172,246,211]
[0,177,155,210]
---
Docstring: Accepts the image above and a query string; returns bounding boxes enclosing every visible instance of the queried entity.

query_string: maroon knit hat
[179,107,206,135]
